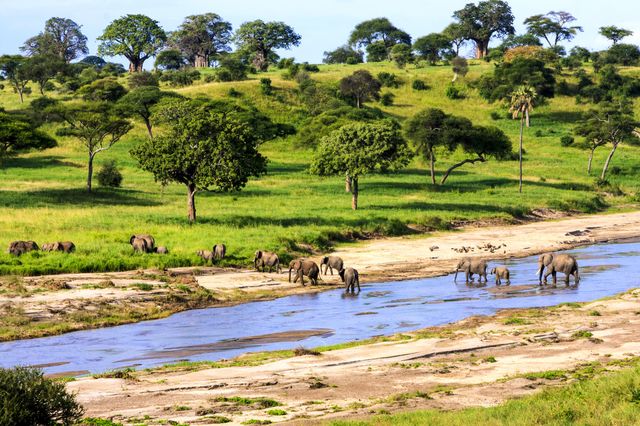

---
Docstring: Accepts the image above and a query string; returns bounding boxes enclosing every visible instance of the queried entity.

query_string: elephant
[254,250,281,273]
[46,241,75,253]
[339,267,360,293]
[213,244,226,260]
[454,258,488,283]
[490,266,510,286]
[197,250,214,263]
[320,256,344,275]
[130,234,155,253]
[8,241,38,256]
[537,253,579,287]
[289,259,320,286]
[155,246,169,255]
[41,243,56,252]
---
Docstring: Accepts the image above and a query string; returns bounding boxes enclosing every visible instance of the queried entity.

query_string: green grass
[330,361,640,425]
[0,62,639,275]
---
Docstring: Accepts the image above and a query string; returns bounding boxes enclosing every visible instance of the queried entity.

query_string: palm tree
[509,86,537,193]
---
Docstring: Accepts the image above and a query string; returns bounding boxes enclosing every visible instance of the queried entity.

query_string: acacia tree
[131,100,267,222]
[404,108,448,184]
[452,0,515,59]
[390,44,413,68]
[117,87,179,138]
[524,11,582,48]
[413,33,453,65]
[599,26,633,45]
[509,86,537,193]
[323,45,364,64]
[54,103,132,191]
[98,15,167,72]
[170,13,233,67]
[0,110,56,164]
[24,54,66,95]
[349,18,411,61]
[0,55,31,102]
[21,17,88,62]
[339,70,381,108]
[575,119,608,175]
[310,121,411,210]
[234,20,301,71]
[443,23,467,56]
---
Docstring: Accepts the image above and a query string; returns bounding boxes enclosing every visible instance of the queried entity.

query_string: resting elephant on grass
[490,267,510,286]
[213,244,226,260]
[340,267,360,293]
[254,250,281,273]
[289,259,320,286]
[320,256,344,275]
[130,234,155,253]
[42,242,76,253]
[8,241,38,256]
[454,258,488,283]
[537,253,579,287]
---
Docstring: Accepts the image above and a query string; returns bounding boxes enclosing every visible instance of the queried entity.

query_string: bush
[560,135,575,146]
[259,78,273,95]
[97,160,123,188]
[215,55,248,82]
[377,72,401,88]
[412,79,429,91]
[0,367,83,424]
[445,85,465,100]
[160,69,201,87]
[490,111,502,120]
[128,71,159,89]
[79,78,127,102]
[227,88,242,98]
[380,92,395,106]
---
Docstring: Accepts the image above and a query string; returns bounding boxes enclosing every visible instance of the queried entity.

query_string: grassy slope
[0,62,639,275]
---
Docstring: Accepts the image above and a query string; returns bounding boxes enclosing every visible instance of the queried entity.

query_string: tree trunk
[345,174,352,192]
[144,118,153,139]
[194,54,208,68]
[587,147,596,174]
[441,157,485,185]
[601,143,619,180]
[429,149,436,185]
[351,177,358,210]
[87,153,94,193]
[475,40,488,59]
[187,184,197,223]
[128,58,144,73]
[519,116,524,193]
[18,88,24,103]
[525,109,530,128]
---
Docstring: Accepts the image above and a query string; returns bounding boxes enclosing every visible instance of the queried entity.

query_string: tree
[0,110,56,163]
[575,115,609,174]
[339,70,381,108]
[569,46,591,62]
[443,23,467,56]
[365,41,389,62]
[155,49,186,70]
[170,13,233,67]
[78,78,127,102]
[413,33,453,65]
[0,55,31,102]
[0,367,83,425]
[476,57,555,102]
[524,11,582,48]
[98,14,167,72]
[79,55,107,69]
[451,56,469,82]
[349,18,411,60]
[605,44,640,66]
[131,100,268,222]
[323,45,364,64]
[54,102,132,191]
[24,54,66,94]
[234,20,301,71]
[452,0,515,59]
[21,17,88,62]
[599,26,633,45]
[404,108,448,184]
[509,86,537,193]
[310,121,412,210]
[390,43,413,68]
[117,87,179,138]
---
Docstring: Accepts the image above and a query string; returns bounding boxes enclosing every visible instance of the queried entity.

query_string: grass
[214,396,282,408]
[0,61,638,276]
[329,360,640,425]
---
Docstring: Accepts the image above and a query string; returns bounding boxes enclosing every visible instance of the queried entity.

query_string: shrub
[227,88,242,97]
[204,74,216,83]
[79,78,127,102]
[0,367,84,425]
[490,111,502,120]
[128,71,159,89]
[412,79,429,91]
[377,72,401,88]
[560,135,575,146]
[160,69,201,87]
[97,160,123,188]
[610,166,622,176]
[259,78,273,95]
[380,92,395,106]
[445,85,464,100]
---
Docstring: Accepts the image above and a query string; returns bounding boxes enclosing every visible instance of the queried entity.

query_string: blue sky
[1,0,639,64]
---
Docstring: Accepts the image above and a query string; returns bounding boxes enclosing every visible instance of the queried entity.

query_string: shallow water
[2,241,639,376]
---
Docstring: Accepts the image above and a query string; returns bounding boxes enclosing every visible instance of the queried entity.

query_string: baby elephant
[320,255,344,275]
[254,250,281,273]
[42,241,76,253]
[490,266,511,286]
[155,246,169,255]
[289,259,320,286]
[197,250,214,263]
[212,244,226,260]
[339,267,360,294]
[8,241,39,256]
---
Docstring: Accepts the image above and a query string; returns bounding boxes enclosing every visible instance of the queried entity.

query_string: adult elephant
[254,250,281,273]
[213,244,226,260]
[130,234,155,253]
[320,256,344,275]
[289,259,320,286]
[340,267,360,293]
[8,241,38,256]
[537,253,579,287]
[454,258,488,283]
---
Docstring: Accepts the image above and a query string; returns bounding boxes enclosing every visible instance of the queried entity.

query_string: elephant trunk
[537,265,543,283]
[288,268,292,282]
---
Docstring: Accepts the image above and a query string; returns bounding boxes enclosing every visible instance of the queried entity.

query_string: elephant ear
[256,250,263,259]
[130,235,136,245]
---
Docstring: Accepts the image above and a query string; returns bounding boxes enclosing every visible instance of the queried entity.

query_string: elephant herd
[254,251,360,294]
[8,240,75,256]
[455,252,580,287]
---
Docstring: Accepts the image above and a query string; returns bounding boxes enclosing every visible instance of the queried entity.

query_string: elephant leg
[552,271,557,286]
[496,277,500,286]
[299,272,305,286]
[565,274,570,287]
[330,266,333,276]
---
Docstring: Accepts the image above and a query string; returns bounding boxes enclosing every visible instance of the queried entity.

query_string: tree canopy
[234,20,301,71]
[452,0,515,59]
[323,45,364,64]
[413,33,453,65]
[524,11,582,48]
[0,55,31,103]
[170,13,233,67]
[21,17,88,62]
[0,110,56,163]
[349,18,411,61]
[339,70,382,108]
[98,14,167,72]
[599,26,633,45]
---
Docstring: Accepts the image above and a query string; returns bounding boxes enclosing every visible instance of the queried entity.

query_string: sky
[1,0,640,65]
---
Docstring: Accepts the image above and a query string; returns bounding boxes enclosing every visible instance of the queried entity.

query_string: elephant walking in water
[537,253,579,287]
[454,258,488,283]
[340,267,360,293]
[490,266,510,286]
